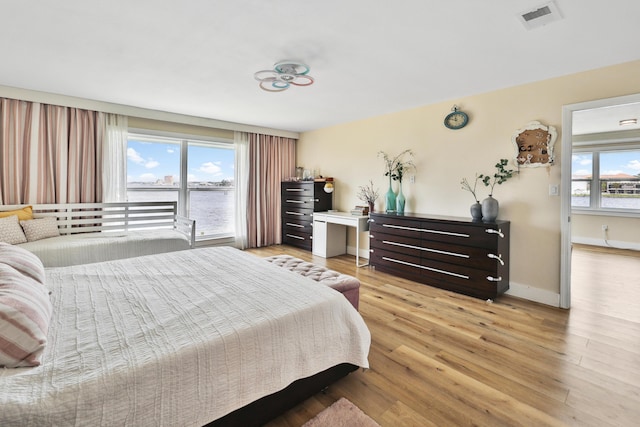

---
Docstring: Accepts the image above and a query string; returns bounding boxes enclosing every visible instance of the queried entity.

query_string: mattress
[17,229,191,267]
[0,246,371,426]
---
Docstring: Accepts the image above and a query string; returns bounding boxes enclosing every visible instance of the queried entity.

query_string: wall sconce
[324,179,334,193]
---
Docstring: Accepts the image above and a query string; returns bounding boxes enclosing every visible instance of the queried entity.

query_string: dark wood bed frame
[206,363,358,427]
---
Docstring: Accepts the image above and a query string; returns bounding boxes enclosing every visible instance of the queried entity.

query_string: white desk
[312,211,370,267]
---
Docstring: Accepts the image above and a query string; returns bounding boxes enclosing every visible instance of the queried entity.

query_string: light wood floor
[245,244,640,427]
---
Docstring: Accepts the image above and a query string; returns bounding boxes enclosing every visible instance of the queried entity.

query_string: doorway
[560,93,640,308]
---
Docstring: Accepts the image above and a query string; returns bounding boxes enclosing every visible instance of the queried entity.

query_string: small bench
[264,254,361,310]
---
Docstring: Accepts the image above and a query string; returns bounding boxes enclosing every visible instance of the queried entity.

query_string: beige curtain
[246,133,296,248]
[0,98,104,204]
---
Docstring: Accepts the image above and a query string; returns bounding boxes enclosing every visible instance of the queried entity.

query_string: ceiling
[1,1,640,133]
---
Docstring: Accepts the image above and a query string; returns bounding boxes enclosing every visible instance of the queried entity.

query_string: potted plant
[378,149,415,213]
[357,180,380,213]
[478,159,517,222]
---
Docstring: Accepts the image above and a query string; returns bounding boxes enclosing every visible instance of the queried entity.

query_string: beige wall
[572,214,640,249]
[297,59,640,305]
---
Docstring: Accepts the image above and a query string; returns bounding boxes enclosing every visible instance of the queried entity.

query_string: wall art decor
[512,121,557,167]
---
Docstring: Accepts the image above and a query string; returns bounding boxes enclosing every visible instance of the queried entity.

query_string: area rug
[302,397,381,427]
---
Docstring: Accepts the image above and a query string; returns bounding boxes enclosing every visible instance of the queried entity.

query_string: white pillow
[20,216,60,242]
[0,215,27,244]
[0,242,46,285]
[0,244,52,368]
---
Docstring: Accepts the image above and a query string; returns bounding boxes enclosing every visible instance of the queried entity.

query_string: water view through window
[127,136,235,239]
[572,149,640,210]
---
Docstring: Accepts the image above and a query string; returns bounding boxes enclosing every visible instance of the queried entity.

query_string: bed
[0,245,371,426]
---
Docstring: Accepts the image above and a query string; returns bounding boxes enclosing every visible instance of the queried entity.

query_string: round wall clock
[444,106,469,130]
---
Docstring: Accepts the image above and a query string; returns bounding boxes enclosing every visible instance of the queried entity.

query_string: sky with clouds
[127,139,234,183]
[572,150,640,177]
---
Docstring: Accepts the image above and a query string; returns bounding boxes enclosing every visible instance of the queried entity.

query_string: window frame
[126,130,235,240]
[572,141,640,217]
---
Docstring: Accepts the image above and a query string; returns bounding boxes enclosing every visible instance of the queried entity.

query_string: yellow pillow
[0,206,33,221]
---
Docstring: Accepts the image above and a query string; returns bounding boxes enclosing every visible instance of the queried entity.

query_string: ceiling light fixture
[254,60,314,92]
[619,118,638,126]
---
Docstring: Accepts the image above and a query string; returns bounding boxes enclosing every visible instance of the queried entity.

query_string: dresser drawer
[369,249,425,282]
[282,227,312,250]
[282,219,313,235]
[369,229,424,259]
[282,207,314,224]
[420,220,506,249]
[281,182,316,197]
[369,216,421,239]
[282,196,318,210]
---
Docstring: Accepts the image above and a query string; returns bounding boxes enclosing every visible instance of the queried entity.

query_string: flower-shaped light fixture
[254,60,314,92]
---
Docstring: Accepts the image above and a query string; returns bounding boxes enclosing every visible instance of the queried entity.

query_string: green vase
[396,181,406,214]
[385,177,396,213]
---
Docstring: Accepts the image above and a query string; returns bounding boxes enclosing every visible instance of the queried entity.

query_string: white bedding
[0,246,371,426]
[17,229,191,267]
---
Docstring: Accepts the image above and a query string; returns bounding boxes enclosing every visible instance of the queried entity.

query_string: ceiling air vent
[518,1,562,30]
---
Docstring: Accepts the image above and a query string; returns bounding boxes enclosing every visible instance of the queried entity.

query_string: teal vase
[385,177,396,213]
[396,181,406,214]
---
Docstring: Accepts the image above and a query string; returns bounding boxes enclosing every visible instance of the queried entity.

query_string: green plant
[460,173,482,203]
[480,159,517,196]
[357,180,380,204]
[378,149,415,183]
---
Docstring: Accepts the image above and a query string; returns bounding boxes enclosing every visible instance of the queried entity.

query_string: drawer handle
[487,276,502,282]
[382,224,469,238]
[369,234,374,238]
[285,188,305,192]
[368,218,375,223]
[370,249,374,253]
[382,240,469,259]
[286,223,304,228]
[285,211,305,216]
[285,234,305,240]
[487,253,504,266]
[310,198,319,202]
[286,200,305,204]
[485,228,504,238]
[382,257,469,279]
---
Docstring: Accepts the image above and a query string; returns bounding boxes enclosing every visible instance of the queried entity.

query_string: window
[572,146,640,213]
[127,133,235,240]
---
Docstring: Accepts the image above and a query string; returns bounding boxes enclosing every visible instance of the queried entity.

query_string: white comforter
[0,247,371,426]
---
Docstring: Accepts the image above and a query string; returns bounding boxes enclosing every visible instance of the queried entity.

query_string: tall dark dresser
[281,181,332,251]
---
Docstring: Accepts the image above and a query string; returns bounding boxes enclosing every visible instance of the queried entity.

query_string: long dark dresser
[369,212,510,300]
[281,181,332,251]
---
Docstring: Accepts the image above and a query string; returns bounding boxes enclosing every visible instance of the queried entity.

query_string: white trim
[561,92,640,310]
[505,281,560,307]
[0,84,299,139]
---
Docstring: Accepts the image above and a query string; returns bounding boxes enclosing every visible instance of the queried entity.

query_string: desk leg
[355,226,369,268]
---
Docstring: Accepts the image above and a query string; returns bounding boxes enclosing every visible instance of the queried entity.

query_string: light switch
[549,184,559,196]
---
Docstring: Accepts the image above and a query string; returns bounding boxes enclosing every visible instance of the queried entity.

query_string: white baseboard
[571,236,640,251]
[505,281,560,307]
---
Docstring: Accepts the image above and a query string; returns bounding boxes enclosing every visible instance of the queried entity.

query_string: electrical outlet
[602,224,608,231]
[410,175,415,184]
